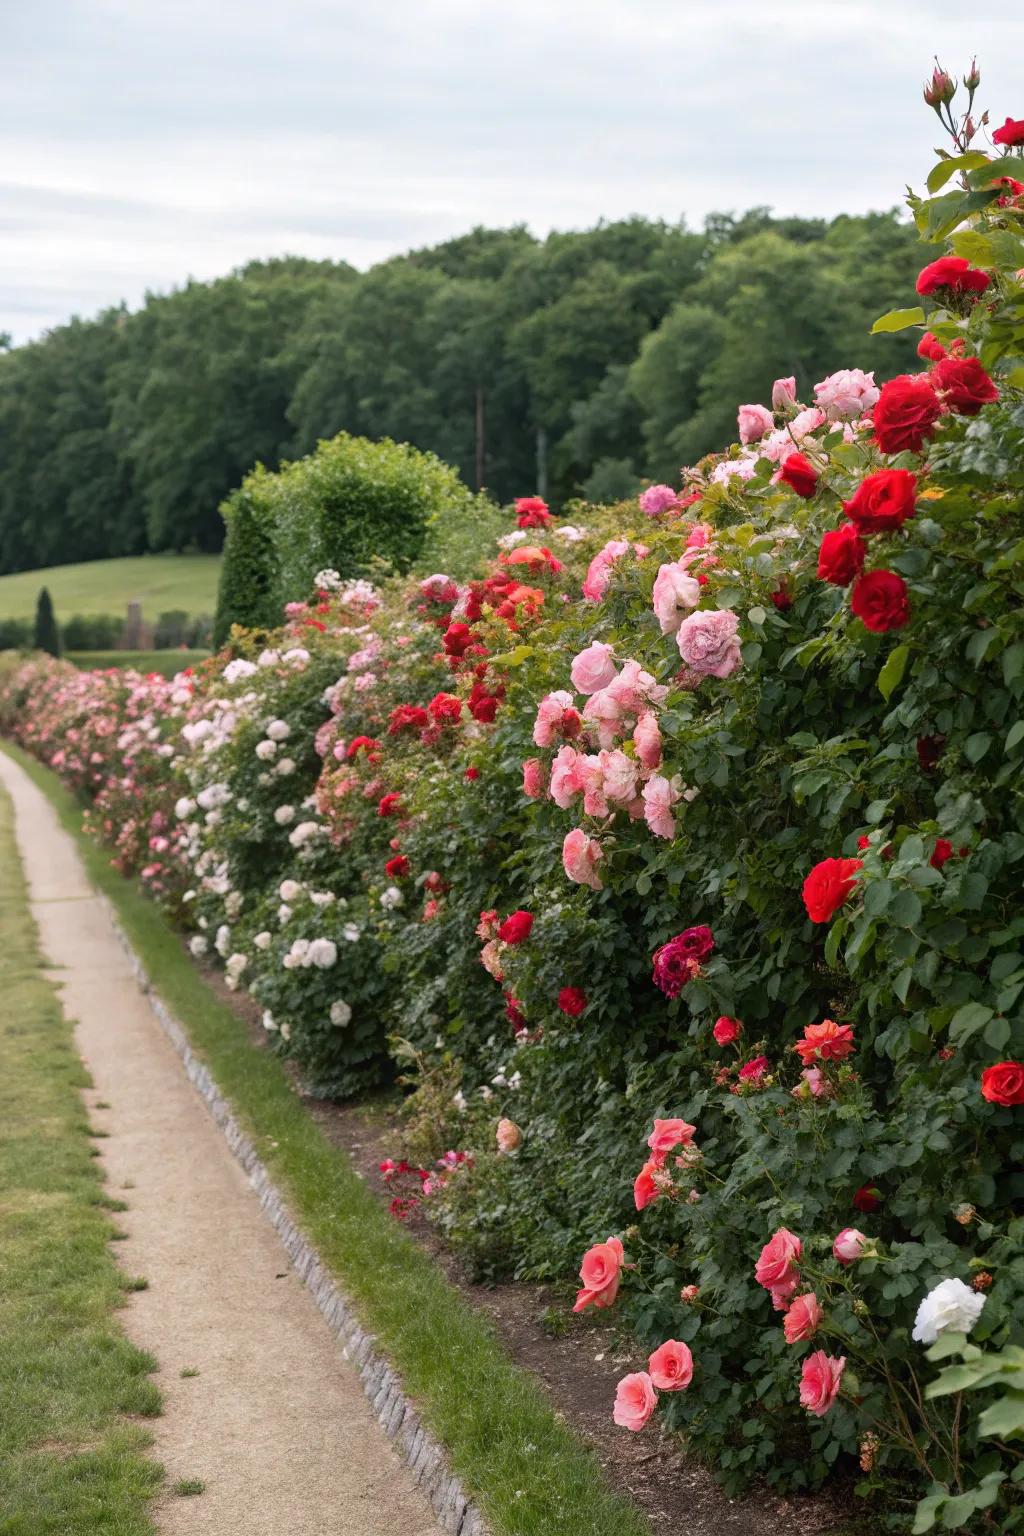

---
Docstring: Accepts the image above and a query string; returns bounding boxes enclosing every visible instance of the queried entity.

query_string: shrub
[0,617,32,651]
[33,587,61,656]
[213,473,282,645]
[63,613,123,651]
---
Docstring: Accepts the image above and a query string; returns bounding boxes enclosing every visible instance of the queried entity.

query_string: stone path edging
[101,896,488,1536]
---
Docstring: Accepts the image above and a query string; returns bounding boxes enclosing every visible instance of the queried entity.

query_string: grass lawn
[0,555,221,622]
[1,740,653,1536]
[68,651,212,678]
[0,783,162,1534]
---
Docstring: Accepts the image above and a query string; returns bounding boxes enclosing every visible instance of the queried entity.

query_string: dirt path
[0,751,442,1536]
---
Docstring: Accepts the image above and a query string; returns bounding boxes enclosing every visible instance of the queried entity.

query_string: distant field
[69,650,211,678]
[0,554,222,620]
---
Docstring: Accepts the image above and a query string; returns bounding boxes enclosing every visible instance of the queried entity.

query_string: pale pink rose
[550,746,585,809]
[799,1351,845,1417]
[676,610,742,679]
[641,774,680,840]
[613,1371,657,1431]
[784,1292,823,1344]
[790,406,827,439]
[755,1227,803,1291]
[813,368,880,422]
[757,428,799,465]
[771,376,797,410]
[573,1236,625,1312]
[639,484,680,517]
[738,403,774,444]
[570,641,617,695]
[648,1339,694,1391]
[522,758,547,798]
[496,1117,522,1153]
[712,456,759,485]
[791,1066,827,1098]
[581,687,626,749]
[647,1118,696,1162]
[606,659,669,714]
[582,539,630,602]
[579,754,609,817]
[479,939,504,980]
[598,748,639,805]
[633,712,662,772]
[563,828,603,890]
[632,542,650,559]
[533,690,578,747]
[653,561,701,635]
[833,1228,867,1265]
[771,1279,799,1310]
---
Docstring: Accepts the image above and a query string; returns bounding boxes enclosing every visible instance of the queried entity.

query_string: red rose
[917,331,947,362]
[992,117,1024,147]
[504,992,527,1029]
[377,792,403,817]
[930,839,954,870]
[853,1183,882,1213]
[872,375,942,455]
[558,987,587,1017]
[498,910,534,945]
[388,704,430,734]
[916,734,945,773]
[981,1061,1024,1106]
[515,496,553,529]
[843,469,918,534]
[916,256,990,297]
[932,356,1000,416]
[464,766,480,780]
[428,692,463,724]
[443,622,474,658]
[817,524,866,586]
[802,856,863,923]
[770,586,793,610]
[850,569,910,633]
[346,735,380,758]
[385,855,410,878]
[777,452,819,498]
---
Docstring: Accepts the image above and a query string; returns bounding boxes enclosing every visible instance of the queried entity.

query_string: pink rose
[562,828,603,890]
[712,1016,742,1046]
[613,1371,657,1431]
[570,641,618,695]
[792,1066,827,1099]
[783,1292,823,1344]
[641,774,680,840]
[770,1279,799,1311]
[581,687,625,749]
[653,561,701,635]
[648,1339,694,1391]
[799,1351,846,1417]
[578,754,609,817]
[639,484,680,517]
[647,1117,697,1163]
[833,1228,867,1265]
[755,1227,802,1291]
[606,659,668,715]
[738,403,774,444]
[573,1235,625,1312]
[676,610,742,679]
[738,1054,770,1084]
[633,1159,660,1210]
[633,712,662,772]
[772,376,797,410]
[522,758,547,798]
[814,368,880,422]
[533,690,581,748]
[598,748,638,805]
[479,939,504,981]
[582,539,630,603]
[550,746,585,809]
[790,406,827,439]
[496,1117,522,1153]
[686,522,713,550]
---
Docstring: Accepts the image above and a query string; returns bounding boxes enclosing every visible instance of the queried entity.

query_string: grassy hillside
[0,555,221,620]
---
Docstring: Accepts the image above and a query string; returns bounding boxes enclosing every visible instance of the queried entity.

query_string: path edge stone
[100,895,489,1536]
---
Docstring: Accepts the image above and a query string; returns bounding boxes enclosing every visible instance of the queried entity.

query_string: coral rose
[916,256,990,296]
[932,356,999,416]
[755,1228,802,1291]
[522,758,547,798]
[799,1351,845,1416]
[777,451,818,498]
[843,468,918,533]
[793,1018,855,1064]
[496,1117,522,1153]
[633,1160,661,1211]
[784,1293,823,1344]
[802,856,863,923]
[562,828,604,890]
[498,910,533,945]
[648,1340,694,1391]
[573,1236,625,1312]
[647,1118,697,1162]
[850,569,910,633]
[981,1061,1024,1106]
[613,1371,657,1431]
[872,375,942,455]
[817,524,866,586]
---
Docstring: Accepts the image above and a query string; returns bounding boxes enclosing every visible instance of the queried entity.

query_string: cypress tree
[33,586,62,657]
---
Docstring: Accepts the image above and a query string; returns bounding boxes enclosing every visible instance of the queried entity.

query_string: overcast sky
[3,0,1023,343]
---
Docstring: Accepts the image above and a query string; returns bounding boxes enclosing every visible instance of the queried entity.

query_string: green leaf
[1006,720,1024,755]
[965,732,992,765]
[891,890,923,928]
[747,606,767,627]
[877,643,910,702]
[949,1002,994,1044]
[871,306,925,335]
[488,645,534,668]
[979,1391,1024,1437]
[927,151,992,193]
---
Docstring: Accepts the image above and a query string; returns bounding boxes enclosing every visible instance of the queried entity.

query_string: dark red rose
[770,585,793,610]
[802,856,863,923]
[388,703,430,734]
[557,987,587,1017]
[932,356,1000,416]
[853,1183,882,1213]
[503,992,527,1029]
[651,926,714,998]
[428,692,463,723]
[777,452,819,498]
[916,256,990,296]
[384,855,410,878]
[992,117,1024,147]
[917,331,947,362]
[872,375,942,455]
[850,569,910,633]
[818,524,866,586]
[981,1061,1024,1106]
[916,734,945,773]
[377,792,403,817]
[443,622,474,658]
[930,839,954,870]
[843,469,918,534]
[498,910,534,945]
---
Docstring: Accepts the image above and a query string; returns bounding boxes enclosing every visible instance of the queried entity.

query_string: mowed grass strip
[2,742,653,1536]
[0,781,162,1535]
[0,554,221,621]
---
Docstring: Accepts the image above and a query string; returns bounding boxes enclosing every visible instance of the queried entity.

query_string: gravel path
[0,750,442,1536]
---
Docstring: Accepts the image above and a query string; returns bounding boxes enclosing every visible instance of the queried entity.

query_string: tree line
[0,208,924,574]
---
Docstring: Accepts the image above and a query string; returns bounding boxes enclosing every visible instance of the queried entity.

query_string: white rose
[912,1278,986,1344]
[274,805,295,826]
[278,903,293,925]
[214,924,231,957]
[267,719,291,741]
[342,922,362,943]
[223,658,257,684]
[380,885,404,911]
[279,879,303,902]
[330,999,352,1027]
[307,938,337,969]
[275,758,296,777]
[175,796,195,820]
[256,739,277,761]
[188,935,208,957]
[254,931,272,951]
[262,1009,278,1032]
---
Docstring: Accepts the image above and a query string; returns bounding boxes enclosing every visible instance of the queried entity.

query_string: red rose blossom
[346,735,380,758]
[443,622,474,658]
[464,766,480,780]
[932,356,999,417]
[652,926,714,997]
[852,1183,882,1213]
[992,117,1024,147]
[428,692,463,724]
[850,569,910,633]
[980,1061,1024,1106]
[843,469,918,534]
[802,856,863,923]
[872,375,942,455]
[916,256,990,297]
[916,734,945,773]
[388,704,430,734]
[515,496,553,528]
[817,524,866,586]
[558,986,587,1017]
[738,1054,770,1084]
[498,910,534,945]
[930,839,954,870]
[917,331,947,363]
[377,792,403,817]
[777,452,818,498]
[385,855,410,878]
[713,1015,742,1046]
